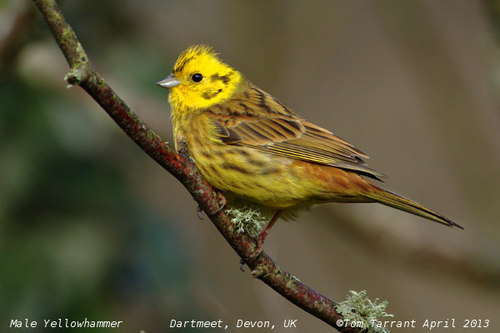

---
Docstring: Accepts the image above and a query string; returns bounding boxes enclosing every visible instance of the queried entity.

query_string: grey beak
[156,74,181,89]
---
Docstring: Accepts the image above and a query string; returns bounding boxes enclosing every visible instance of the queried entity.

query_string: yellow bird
[157,45,462,247]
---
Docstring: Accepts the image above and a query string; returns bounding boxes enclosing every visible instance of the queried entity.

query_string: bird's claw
[196,205,204,220]
[208,192,226,216]
[239,258,247,272]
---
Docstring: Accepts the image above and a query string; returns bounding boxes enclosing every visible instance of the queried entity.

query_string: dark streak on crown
[174,56,193,73]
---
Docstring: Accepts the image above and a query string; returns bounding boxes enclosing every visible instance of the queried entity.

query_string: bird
[157,45,463,249]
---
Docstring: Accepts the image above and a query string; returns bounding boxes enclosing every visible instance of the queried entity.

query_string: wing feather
[207,83,383,179]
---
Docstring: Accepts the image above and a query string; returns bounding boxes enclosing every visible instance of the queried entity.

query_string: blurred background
[1,0,499,332]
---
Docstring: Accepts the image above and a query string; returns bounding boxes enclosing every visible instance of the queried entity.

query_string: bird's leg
[239,209,282,271]
[256,210,282,252]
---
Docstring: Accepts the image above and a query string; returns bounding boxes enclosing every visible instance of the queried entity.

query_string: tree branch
[32,0,359,331]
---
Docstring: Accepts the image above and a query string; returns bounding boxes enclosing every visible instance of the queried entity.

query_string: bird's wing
[207,84,383,180]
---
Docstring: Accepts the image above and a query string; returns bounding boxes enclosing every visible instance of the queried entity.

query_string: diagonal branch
[32,0,359,331]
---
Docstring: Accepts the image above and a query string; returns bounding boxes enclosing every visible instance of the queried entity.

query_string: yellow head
[157,45,243,112]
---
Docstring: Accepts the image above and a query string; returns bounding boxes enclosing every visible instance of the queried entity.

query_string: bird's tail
[366,186,463,229]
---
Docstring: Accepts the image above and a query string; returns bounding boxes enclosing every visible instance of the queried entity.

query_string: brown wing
[208,83,383,180]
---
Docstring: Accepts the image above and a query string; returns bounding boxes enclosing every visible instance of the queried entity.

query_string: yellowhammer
[157,45,462,247]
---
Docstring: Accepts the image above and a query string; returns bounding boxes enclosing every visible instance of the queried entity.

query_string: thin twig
[32,0,358,331]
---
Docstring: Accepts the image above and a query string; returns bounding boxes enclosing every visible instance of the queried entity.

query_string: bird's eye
[191,73,203,82]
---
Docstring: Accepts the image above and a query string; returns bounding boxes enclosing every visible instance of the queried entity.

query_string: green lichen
[335,290,393,333]
[225,203,268,238]
[75,42,87,65]
[60,27,74,44]
[146,129,155,140]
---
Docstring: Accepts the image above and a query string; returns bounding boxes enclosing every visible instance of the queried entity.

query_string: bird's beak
[156,74,181,89]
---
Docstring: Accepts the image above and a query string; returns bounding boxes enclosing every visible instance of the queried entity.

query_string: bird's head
[157,45,243,112]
